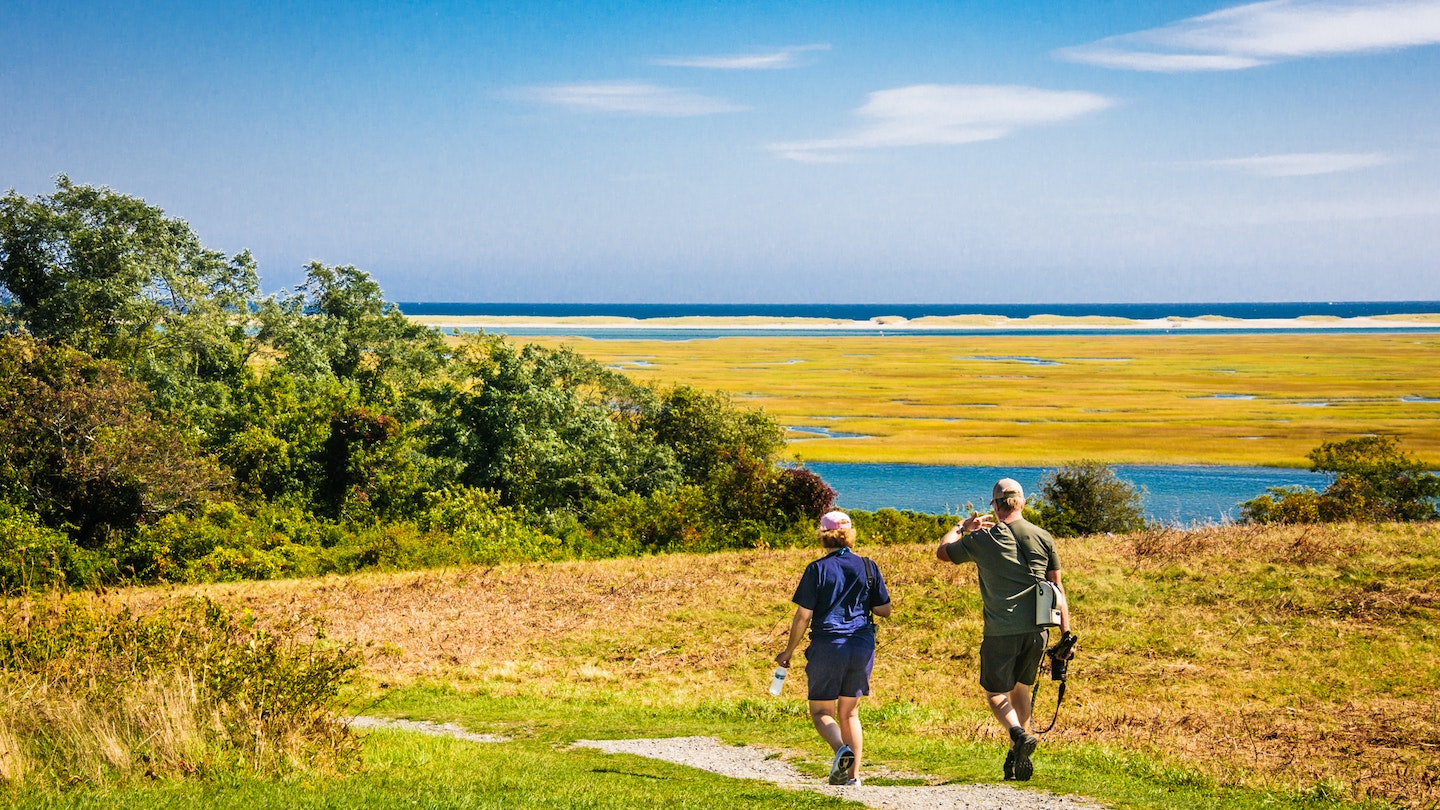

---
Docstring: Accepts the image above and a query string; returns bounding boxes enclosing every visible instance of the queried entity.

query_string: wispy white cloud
[517,82,747,116]
[768,84,1116,163]
[652,44,831,70]
[1221,196,1440,223]
[1206,151,1397,176]
[1057,0,1440,72]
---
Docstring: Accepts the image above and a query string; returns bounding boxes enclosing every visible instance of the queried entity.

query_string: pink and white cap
[819,510,852,531]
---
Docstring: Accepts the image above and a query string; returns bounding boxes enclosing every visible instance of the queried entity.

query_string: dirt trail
[349,719,1107,809]
[574,736,1109,810]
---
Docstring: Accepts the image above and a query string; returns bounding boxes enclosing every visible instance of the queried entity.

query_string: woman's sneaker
[843,777,862,787]
[829,745,855,785]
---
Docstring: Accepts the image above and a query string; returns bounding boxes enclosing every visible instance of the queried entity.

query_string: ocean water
[399,301,1440,320]
[805,462,1331,526]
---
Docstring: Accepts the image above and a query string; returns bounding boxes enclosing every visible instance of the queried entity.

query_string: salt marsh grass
[507,333,1440,467]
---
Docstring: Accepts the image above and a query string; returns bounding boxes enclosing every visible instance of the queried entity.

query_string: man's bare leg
[986,684,1033,731]
[988,684,1039,780]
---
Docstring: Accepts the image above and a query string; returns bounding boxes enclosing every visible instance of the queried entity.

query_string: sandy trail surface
[349,719,1108,809]
[573,736,1109,809]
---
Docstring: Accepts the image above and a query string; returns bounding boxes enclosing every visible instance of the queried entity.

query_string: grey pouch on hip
[1035,580,1062,628]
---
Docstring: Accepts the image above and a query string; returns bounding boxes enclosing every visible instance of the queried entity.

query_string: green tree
[1243,435,1439,523]
[0,177,259,414]
[209,367,341,505]
[1032,461,1147,537]
[642,384,785,484]
[0,337,227,543]
[257,261,444,404]
[425,337,682,514]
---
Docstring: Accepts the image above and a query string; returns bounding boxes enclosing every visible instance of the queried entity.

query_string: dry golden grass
[0,677,206,783]
[501,332,1440,467]
[0,716,28,783]
[119,521,1440,806]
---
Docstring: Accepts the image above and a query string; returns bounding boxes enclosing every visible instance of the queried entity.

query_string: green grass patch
[0,729,853,809]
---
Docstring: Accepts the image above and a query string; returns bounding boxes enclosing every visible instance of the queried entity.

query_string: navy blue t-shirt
[791,548,891,644]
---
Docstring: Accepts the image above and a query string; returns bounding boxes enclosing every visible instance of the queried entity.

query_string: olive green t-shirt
[944,518,1061,637]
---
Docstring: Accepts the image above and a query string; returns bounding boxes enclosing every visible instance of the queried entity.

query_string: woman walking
[775,510,892,786]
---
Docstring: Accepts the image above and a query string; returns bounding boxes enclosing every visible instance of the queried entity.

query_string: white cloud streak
[518,82,746,116]
[768,84,1116,163]
[651,44,831,70]
[1057,0,1440,72]
[1206,151,1397,176]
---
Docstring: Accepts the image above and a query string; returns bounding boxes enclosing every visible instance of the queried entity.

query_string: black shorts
[978,632,1045,693]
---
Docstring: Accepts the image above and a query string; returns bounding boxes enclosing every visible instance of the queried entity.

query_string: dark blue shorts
[804,640,876,701]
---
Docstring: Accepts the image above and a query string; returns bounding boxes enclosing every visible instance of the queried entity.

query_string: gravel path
[345,715,511,744]
[576,736,1109,809]
[350,718,1107,809]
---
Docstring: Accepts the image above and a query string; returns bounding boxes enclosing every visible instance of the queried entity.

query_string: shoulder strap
[860,555,877,624]
[1008,520,1049,584]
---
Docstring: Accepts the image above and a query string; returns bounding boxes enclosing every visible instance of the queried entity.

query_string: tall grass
[0,594,360,788]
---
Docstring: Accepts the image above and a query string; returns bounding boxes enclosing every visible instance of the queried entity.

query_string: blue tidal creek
[804,463,1331,526]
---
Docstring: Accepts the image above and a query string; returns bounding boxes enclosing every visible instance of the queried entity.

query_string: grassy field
[502,332,1440,467]
[55,520,1435,809]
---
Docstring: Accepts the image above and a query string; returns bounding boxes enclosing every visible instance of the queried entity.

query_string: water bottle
[769,666,788,695]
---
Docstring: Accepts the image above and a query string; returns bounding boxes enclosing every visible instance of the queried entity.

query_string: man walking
[934,478,1071,781]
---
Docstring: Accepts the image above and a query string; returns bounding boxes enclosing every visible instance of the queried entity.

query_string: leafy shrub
[0,504,112,590]
[851,508,952,546]
[773,466,837,522]
[1237,486,1323,525]
[0,595,359,786]
[1242,435,1439,524]
[581,487,706,556]
[1032,461,1148,537]
[416,486,562,565]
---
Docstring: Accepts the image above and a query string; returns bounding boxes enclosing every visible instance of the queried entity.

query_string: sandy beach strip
[406,313,1440,332]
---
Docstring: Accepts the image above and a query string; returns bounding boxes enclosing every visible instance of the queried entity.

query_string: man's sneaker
[829,745,855,785]
[1003,748,1016,780]
[843,777,862,787]
[1010,731,1039,781]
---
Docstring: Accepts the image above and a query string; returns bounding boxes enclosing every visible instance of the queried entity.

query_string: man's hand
[774,651,792,668]
[959,513,995,533]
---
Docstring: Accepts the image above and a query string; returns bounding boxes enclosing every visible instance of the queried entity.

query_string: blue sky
[3,0,1439,304]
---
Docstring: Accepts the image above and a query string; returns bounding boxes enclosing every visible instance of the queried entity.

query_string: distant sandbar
[407,313,1440,332]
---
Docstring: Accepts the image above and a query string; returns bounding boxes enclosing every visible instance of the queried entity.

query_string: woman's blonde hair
[818,527,857,549]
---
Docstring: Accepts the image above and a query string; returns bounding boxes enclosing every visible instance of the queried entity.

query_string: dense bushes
[0,179,836,589]
[1242,435,1439,524]
[850,508,953,546]
[0,595,358,785]
[1031,461,1148,537]
[0,338,227,544]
